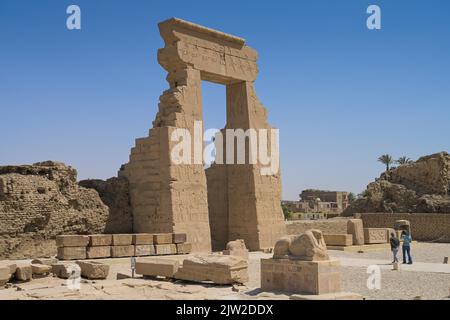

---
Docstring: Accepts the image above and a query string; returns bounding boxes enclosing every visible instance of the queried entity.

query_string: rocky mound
[344,152,450,215]
[0,161,131,259]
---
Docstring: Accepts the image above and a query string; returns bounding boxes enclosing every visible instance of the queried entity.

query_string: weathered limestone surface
[120,18,285,252]
[0,266,10,285]
[111,245,134,258]
[112,234,133,246]
[223,239,249,259]
[155,244,177,255]
[57,247,87,260]
[31,258,58,266]
[347,219,364,245]
[174,254,248,284]
[176,243,192,254]
[172,233,187,244]
[15,265,32,281]
[134,245,156,256]
[76,261,110,279]
[31,263,52,275]
[133,234,154,245]
[135,258,179,278]
[0,161,119,259]
[56,235,89,247]
[323,234,353,247]
[153,233,172,244]
[363,228,388,244]
[89,234,112,247]
[87,246,111,259]
[52,263,80,279]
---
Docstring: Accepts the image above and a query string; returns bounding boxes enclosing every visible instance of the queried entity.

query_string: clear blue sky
[1,0,449,200]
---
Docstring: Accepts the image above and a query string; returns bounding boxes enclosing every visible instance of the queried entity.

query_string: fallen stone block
[132,233,154,245]
[0,261,17,275]
[174,255,248,285]
[111,245,134,257]
[31,258,58,266]
[57,247,87,260]
[134,245,156,257]
[87,246,111,259]
[135,258,179,278]
[347,219,364,245]
[155,244,177,255]
[76,261,110,280]
[15,265,32,282]
[56,235,89,247]
[176,243,192,255]
[31,264,52,276]
[0,267,11,286]
[112,234,133,246]
[172,233,187,244]
[153,233,173,244]
[89,234,112,246]
[363,228,388,244]
[261,258,341,295]
[52,263,81,279]
[323,234,353,247]
[223,239,249,259]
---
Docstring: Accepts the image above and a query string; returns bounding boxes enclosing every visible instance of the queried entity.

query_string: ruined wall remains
[0,161,128,259]
[286,219,349,236]
[344,152,450,215]
[358,213,450,242]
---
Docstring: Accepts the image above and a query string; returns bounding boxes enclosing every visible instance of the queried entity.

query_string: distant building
[282,189,349,220]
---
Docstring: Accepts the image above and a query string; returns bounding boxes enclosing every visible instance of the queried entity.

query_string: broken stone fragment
[15,265,32,281]
[51,263,80,279]
[76,261,110,280]
[223,239,249,260]
[174,254,248,285]
[135,258,179,278]
[31,264,52,275]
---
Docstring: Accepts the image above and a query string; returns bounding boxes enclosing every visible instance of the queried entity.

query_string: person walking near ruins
[390,232,400,263]
[401,230,413,264]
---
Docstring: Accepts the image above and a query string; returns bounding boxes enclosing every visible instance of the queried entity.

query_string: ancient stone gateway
[120,18,286,252]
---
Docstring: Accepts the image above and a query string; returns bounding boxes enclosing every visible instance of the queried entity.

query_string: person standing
[401,230,413,264]
[390,232,400,263]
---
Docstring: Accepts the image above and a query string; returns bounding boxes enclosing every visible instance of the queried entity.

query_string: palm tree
[396,156,413,166]
[378,154,394,171]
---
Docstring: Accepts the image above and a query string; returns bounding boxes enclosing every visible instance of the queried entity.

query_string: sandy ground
[1,242,449,300]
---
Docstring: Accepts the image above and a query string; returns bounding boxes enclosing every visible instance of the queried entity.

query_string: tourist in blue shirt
[401,230,413,264]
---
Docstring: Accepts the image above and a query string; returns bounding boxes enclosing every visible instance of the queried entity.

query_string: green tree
[281,203,293,220]
[348,192,356,204]
[378,154,394,171]
[396,156,413,166]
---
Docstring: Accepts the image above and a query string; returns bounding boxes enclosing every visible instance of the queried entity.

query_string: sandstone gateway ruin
[118,18,286,252]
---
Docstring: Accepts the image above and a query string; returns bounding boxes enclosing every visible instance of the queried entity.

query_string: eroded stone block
[132,233,154,245]
[87,246,111,259]
[112,234,133,246]
[223,239,249,259]
[135,258,179,277]
[15,265,32,281]
[0,267,11,286]
[172,233,187,244]
[76,260,110,279]
[111,245,134,257]
[57,247,87,260]
[153,233,173,244]
[363,228,388,244]
[52,263,80,279]
[155,244,177,255]
[89,234,112,246]
[134,245,156,256]
[174,254,248,285]
[31,264,52,275]
[323,234,353,247]
[261,258,341,295]
[176,243,192,255]
[31,258,58,266]
[56,235,89,247]
[347,219,364,245]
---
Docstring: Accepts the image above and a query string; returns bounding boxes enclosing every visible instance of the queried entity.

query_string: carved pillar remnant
[121,18,286,252]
